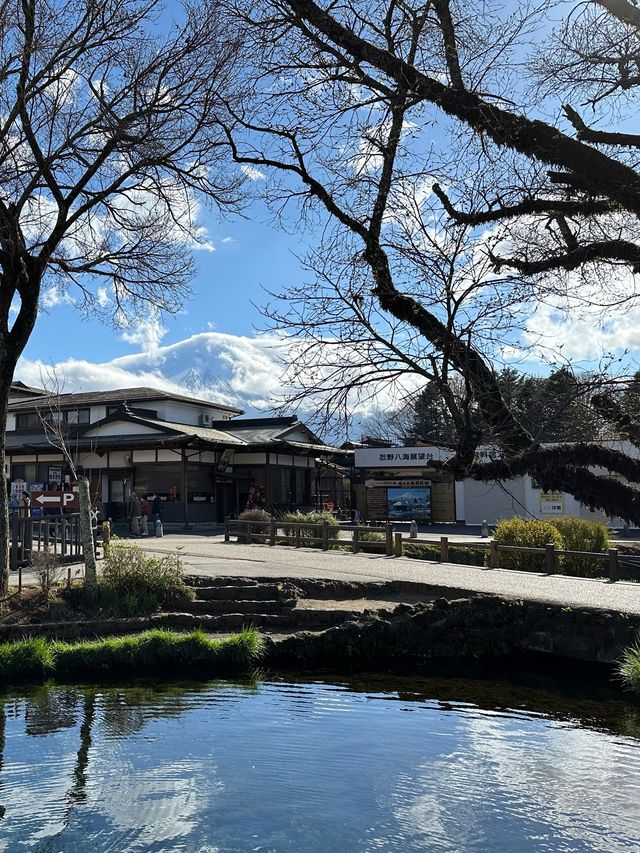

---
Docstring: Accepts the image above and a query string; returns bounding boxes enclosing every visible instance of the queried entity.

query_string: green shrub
[548,517,609,577]
[99,540,194,615]
[490,517,565,573]
[354,526,385,553]
[237,508,271,541]
[279,511,339,548]
[405,544,486,566]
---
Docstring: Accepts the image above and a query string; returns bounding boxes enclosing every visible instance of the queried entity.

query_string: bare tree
[38,371,99,589]
[0,0,244,592]
[218,0,640,522]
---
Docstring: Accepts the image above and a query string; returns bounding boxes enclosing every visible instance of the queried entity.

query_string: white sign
[365,479,431,488]
[540,491,564,514]
[355,445,500,468]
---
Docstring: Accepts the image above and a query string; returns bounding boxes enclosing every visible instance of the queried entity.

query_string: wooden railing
[10,513,84,591]
[392,534,620,581]
[225,518,395,556]
[224,519,621,581]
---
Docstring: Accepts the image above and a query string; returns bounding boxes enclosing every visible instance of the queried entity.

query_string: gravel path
[133,534,640,615]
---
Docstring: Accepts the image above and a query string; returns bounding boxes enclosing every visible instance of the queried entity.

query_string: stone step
[194,583,288,602]
[184,598,296,616]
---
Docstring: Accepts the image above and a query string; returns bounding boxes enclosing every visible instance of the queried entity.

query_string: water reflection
[0,673,638,852]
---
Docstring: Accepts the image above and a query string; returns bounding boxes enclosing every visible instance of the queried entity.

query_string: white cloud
[120,315,169,351]
[240,164,266,181]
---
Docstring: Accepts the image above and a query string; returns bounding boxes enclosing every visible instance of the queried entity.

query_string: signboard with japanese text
[355,445,500,468]
[365,479,431,489]
[540,491,564,514]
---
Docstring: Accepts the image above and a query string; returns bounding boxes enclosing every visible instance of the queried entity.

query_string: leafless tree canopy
[217,0,640,522]
[0,0,243,589]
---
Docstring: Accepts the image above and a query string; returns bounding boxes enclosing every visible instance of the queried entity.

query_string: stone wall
[266,596,640,669]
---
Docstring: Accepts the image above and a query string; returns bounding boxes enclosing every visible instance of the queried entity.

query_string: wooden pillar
[265,452,272,506]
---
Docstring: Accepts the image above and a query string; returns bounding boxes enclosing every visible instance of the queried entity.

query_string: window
[67,408,90,424]
[15,412,40,429]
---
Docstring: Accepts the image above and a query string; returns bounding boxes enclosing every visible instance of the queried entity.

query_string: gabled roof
[219,415,324,445]
[83,411,247,446]
[8,386,243,414]
[9,381,46,398]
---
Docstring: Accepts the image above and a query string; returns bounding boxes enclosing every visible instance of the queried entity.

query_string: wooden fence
[224,518,621,581]
[225,518,395,555]
[10,513,84,591]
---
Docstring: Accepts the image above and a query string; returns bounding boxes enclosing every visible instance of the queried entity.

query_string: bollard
[409,519,418,539]
[394,532,403,557]
[155,518,163,538]
[481,519,489,538]
[131,516,140,537]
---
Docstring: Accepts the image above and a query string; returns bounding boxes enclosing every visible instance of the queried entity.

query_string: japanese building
[5,386,350,522]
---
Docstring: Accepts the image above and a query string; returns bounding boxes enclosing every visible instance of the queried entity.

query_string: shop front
[353,446,456,522]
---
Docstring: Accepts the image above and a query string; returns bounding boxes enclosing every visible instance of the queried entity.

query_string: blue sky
[13,0,640,427]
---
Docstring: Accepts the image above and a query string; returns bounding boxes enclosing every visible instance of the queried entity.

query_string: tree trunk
[0,376,11,596]
[78,476,97,589]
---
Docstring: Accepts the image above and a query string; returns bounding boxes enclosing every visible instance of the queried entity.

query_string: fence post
[490,539,499,569]
[353,527,360,554]
[545,542,555,574]
[224,518,230,542]
[385,523,393,556]
[608,547,619,582]
[102,521,111,557]
[247,522,253,545]
[10,514,19,573]
[394,532,403,557]
[440,536,449,563]
[295,526,301,548]
[270,517,276,546]
[322,520,329,551]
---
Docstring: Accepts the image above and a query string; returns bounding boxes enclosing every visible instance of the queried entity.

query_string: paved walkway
[16,533,639,615]
[132,534,640,615]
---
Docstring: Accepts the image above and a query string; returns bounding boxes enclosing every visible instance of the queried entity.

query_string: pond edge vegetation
[0,628,263,683]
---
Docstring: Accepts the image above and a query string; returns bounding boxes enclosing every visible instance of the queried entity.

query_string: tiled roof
[8,386,243,413]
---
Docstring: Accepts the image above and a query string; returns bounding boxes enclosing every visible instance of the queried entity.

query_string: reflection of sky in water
[0,681,639,852]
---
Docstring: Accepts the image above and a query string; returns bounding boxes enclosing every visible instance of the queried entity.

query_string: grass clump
[618,640,640,695]
[237,508,272,542]
[0,636,53,680]
[280,511,339,548]
[0,629,263,683]
[97,539,194,615]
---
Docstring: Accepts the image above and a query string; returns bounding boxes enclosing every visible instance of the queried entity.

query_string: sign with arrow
[30,491,79,510]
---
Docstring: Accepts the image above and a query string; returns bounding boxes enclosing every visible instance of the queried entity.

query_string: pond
[1,670,639,852]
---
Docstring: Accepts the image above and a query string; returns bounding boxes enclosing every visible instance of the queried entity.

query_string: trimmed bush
[0,629,263,683]
[490,518,565,573]
[237,508,271,541]
[279,511,339,548]
[354,526,385,553]
[99,540,194,615]
[548,517,609,577]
